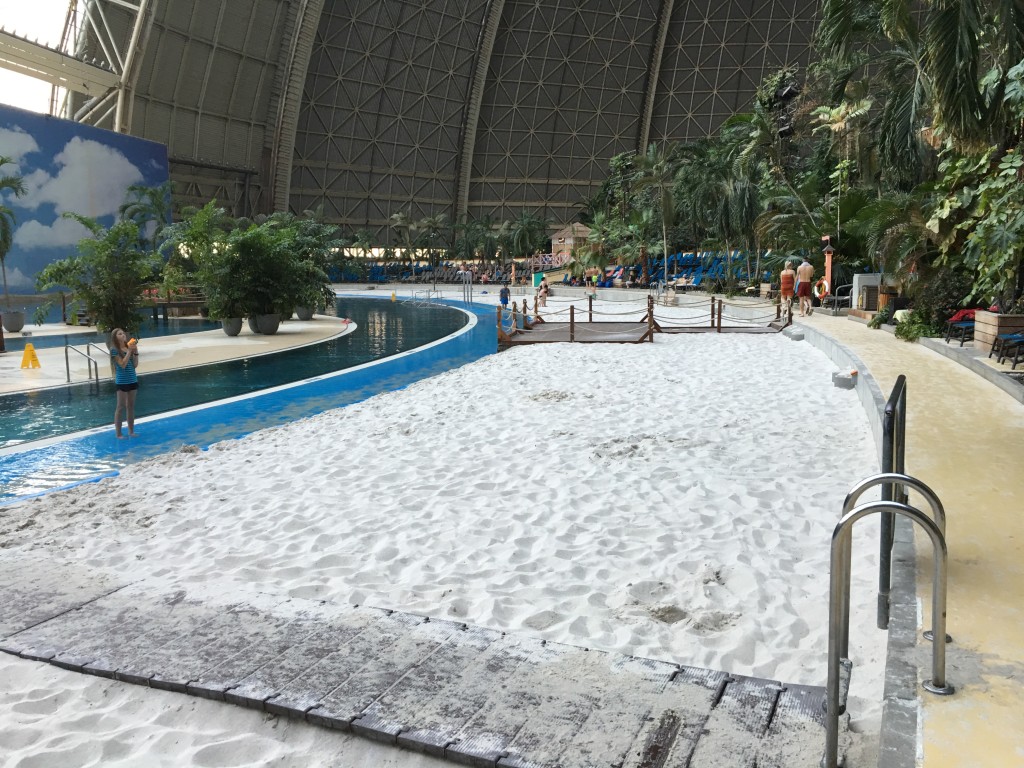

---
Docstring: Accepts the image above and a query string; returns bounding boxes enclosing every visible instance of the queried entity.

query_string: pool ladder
[64,342,106,390]
[823,472,954,768]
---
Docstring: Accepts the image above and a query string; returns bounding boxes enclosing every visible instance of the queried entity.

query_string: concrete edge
[794,322,919,768]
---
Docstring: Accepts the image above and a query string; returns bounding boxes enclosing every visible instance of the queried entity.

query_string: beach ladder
[822,470,954,768]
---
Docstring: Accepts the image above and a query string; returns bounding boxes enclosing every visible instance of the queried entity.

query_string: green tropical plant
[635,142,680,283]
[119,181,173,257]
[0,155,28,309]
[35,215,158,332]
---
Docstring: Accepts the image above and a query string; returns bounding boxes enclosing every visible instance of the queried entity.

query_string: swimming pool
[0,299,465,450]
[1,297,496,500]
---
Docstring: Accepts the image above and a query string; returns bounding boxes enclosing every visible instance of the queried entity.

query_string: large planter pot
[220,317,243,336]
[975,310,1024,351]
[256,313,281,335]
[2,310,26,333]
[294,306,314,321]
[247,316,260,334]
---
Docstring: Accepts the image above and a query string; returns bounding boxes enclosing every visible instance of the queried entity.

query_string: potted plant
[163,202,247,335]
[1,156,28,333]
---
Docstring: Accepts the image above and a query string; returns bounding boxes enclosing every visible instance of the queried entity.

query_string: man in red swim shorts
[796,257,815,316]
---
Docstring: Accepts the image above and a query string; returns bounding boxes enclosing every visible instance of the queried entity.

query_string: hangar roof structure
[1,0,819,234]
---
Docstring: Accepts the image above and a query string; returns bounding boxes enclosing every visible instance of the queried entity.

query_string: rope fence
[497,295,788,344]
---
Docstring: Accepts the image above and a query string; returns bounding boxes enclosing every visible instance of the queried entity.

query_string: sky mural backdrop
[0,103,169,296]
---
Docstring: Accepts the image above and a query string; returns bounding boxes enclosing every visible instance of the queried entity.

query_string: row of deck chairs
[944,312,1024,369]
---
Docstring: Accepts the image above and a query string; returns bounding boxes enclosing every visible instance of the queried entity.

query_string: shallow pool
[0,298,466,450]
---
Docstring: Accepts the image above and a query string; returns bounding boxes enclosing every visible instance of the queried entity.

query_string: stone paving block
[397,632,544,757]
[136,593,293,693]
[265,610,422,718]
[187,600,366,701]
[0,557,125,641]
[444,639,584,766]
[620,666,729,768]
[224,606,384,709]
[548,655,680,768]
[687,674,781,768]
[352,622,498,749]
[756,683,828,768]
[86,594,225,681]
[2,584,143,662]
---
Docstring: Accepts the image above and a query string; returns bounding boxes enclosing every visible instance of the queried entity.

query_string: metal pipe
[824,499,953,768]
[878,376,907,628]
[837,472,945,657]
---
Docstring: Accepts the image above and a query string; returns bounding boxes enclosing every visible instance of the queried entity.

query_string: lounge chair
[944,319,974,346]
[989,331,1024,361]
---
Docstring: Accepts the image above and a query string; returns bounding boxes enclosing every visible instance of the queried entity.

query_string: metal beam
[453,0,506,222]
[0,31,119,96]
[270,0,326,212]
[637,0,675,153]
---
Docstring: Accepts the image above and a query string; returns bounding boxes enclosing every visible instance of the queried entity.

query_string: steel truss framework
[290,0,819,234]
[4,0,818,230]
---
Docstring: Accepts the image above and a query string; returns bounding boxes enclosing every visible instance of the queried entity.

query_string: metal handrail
[64,343,103,385]
[823,497,954,768]
[836,472,946,659]
[878,375,907,628]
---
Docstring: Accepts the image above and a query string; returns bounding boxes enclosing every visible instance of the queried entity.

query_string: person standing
[109,328,140,438]
[499,282,510,309]
[796,257,815,317]
[779,260,796,313]
[537,277,549,307]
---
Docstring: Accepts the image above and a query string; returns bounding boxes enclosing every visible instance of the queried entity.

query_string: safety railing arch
[823,473,954,768]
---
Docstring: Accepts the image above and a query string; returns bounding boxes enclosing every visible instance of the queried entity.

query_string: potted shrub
[161,201,242,334]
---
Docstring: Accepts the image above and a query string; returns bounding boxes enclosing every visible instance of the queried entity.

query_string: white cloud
[0,126,40,166]
[0,264,36,293]
[19,137,144,218]
[13,215,91,250]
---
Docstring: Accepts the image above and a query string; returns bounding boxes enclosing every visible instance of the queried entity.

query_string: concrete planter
[220,317,243,336]
[974,310,1024,351]
[2,310,26,333]
[294,306,314,321]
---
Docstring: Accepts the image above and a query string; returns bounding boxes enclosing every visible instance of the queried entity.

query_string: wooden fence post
[588,295,593,322]
[570,304,575,342]
[717,299,723,332]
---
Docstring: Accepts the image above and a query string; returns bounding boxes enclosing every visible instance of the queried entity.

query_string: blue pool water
[1,297,497,500]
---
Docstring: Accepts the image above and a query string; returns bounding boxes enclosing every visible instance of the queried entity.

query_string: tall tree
[635,142,680,284]
[0,156,28,310]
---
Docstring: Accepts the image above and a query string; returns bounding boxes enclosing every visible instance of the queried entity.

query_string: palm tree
[635,142,680,285]
[119,181,173,256]
[1,156,28,311]
[417,213,448,288]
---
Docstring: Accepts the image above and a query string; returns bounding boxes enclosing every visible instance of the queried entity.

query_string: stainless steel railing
[822,474,954,768]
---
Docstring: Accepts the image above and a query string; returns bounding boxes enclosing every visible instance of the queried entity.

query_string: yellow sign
[21,343,41,369]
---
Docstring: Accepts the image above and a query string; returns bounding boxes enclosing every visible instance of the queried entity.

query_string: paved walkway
[0,555,838,768]
[796,312,1024,768]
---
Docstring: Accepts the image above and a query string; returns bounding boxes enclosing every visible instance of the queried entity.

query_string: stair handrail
[823,497,954,768]
[64,342,103,385]
[837,472,946,658]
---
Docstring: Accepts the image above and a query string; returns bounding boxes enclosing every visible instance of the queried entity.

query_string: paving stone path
[0,557,841,767]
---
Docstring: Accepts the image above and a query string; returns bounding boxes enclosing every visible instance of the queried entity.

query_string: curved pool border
[0,298,497,504]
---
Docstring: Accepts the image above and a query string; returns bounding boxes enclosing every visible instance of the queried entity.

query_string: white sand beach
[0,294,886,766]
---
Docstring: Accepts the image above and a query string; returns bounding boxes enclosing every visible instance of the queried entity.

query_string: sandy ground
[0,292,885,766]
